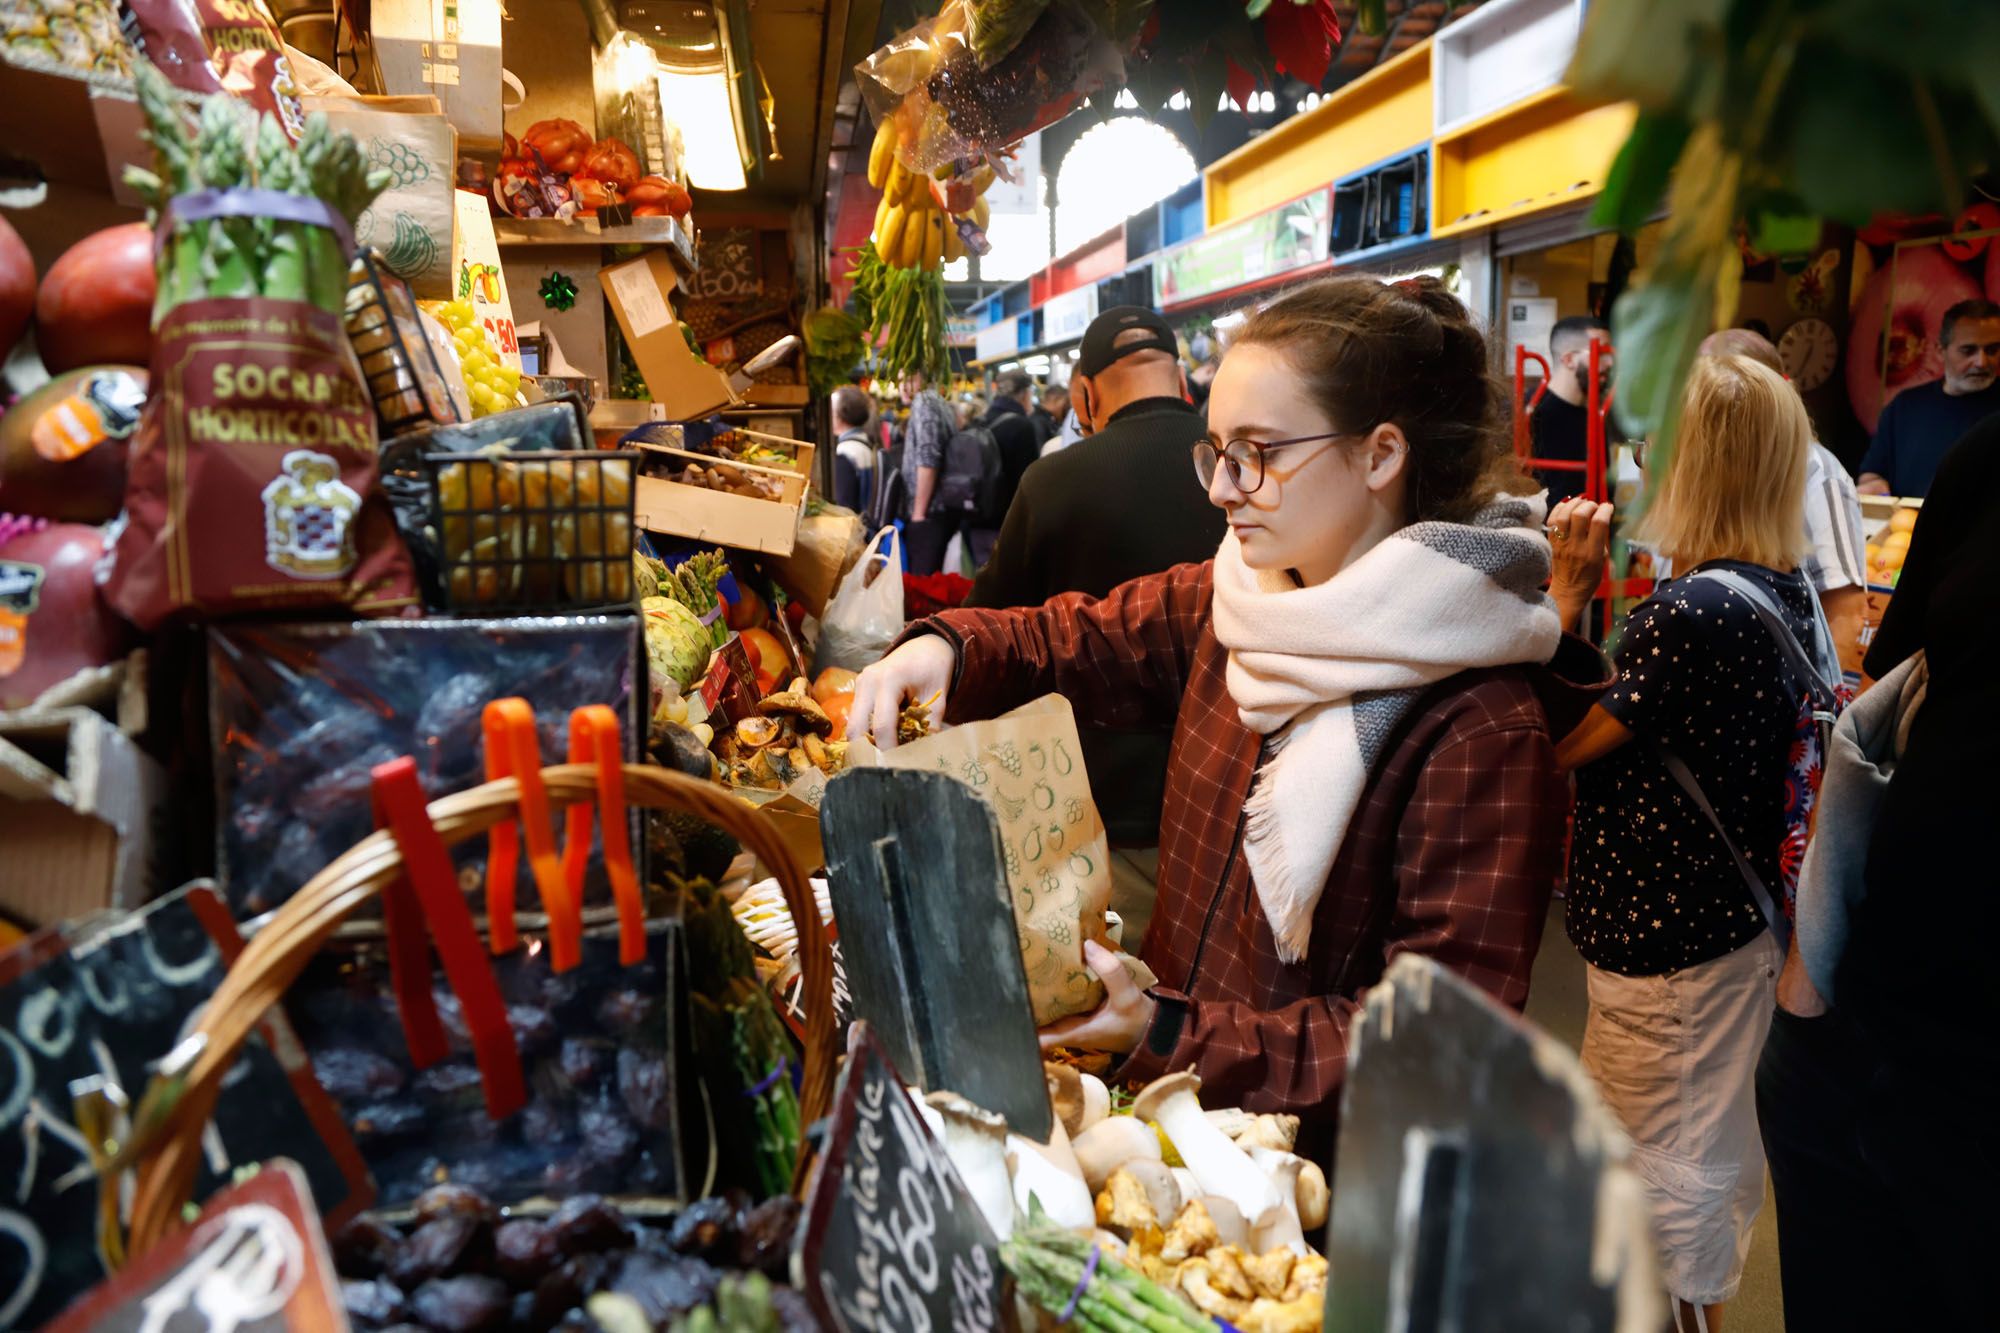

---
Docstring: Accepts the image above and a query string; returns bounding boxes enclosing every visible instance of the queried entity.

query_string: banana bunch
[866,116,993,273]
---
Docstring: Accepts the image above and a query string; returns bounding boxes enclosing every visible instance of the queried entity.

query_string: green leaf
[1783,50,1958,220]
[1589,109,1692,235]
[1245,0,1273,17]
[1566,0,1728,108]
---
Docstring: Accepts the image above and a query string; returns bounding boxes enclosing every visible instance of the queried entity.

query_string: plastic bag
[855,0,1125,173]
[816,526,905,672]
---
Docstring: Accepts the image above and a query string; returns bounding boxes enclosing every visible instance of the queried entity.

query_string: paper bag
[303,94,456,298]
[768,504,866,617]
[877,695,1150,1024]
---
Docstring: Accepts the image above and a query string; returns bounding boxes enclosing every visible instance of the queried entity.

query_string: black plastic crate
[426,449,640,612]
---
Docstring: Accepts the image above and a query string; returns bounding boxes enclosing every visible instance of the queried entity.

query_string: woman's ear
[1362,423,1410,495]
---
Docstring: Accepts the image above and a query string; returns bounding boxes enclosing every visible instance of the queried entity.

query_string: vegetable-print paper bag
[878,694,1153,1024]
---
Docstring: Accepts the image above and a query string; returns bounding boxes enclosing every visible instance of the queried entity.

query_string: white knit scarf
[1210,494,1562,962]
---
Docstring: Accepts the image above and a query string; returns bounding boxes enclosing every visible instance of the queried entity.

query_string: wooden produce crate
[633,440,815,556]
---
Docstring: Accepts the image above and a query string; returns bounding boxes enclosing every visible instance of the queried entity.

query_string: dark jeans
[1757,1007,1994,1330]
[904,512,961,576]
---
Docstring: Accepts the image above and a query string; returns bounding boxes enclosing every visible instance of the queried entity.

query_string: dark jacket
[981,396,1041,520]
[922,565,1609,1153]
[964,396,1223,843]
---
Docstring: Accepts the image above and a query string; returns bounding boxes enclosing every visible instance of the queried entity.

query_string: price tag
[796,1024,1010,1333]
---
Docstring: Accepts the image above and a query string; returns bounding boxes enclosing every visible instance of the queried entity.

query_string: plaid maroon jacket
[918,561,1608,1143]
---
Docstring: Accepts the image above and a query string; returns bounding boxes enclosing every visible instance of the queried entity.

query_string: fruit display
[495,120,690,222]
[429,298,526,418]
[846,240,948,385]
[1864,505,1918,586]
[433,451,635,608]
[0,213,32,355]
[32,221,157,373]
[0,520,131,710]
[329,1186,821,1332]
[3,0,130,76]
[713,677,851,790]
[0,365,144,522]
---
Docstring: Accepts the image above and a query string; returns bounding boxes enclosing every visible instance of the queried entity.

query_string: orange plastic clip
[372,757,527,1120]
[481,698,582,972]
[481,707,522,955]
[563,705,645,966]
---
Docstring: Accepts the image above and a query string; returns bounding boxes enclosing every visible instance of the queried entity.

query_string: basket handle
[124,762,836,1254]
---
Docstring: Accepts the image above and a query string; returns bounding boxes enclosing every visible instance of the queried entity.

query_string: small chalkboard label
[44,1159,344,1333]
[0,884,369,1330]
[795,1024,1011,1333]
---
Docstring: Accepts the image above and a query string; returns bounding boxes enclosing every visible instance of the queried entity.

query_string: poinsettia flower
[1263,0,1341,87]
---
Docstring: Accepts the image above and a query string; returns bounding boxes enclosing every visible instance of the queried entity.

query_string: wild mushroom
[1204,1107,1256,1141]
[1237,1114,1300,1154]
[734,715,780,749]
[1170,1168,1201,1204]
[1131,1070,1285,1234]
[1095,1161,1182,1233]
[1160,1197,1220,1263]
[1294,1160,1329,1232]
[759,682,831,735]
[1070,1115,1160,1191]
[1200,1196,1250,1251]
[1044,1062,1089,1138]
[1006,1119,1095,1232]
[925,1092,1014,1242]
[1077,1073,1111,1132]
[1246,1147,1307,1256]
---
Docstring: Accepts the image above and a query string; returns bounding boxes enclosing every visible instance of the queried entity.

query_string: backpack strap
[1690,568,1842,746]
[1653,741,1791,947]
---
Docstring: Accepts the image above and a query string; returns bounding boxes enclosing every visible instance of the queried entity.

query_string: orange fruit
[738,627,789,681]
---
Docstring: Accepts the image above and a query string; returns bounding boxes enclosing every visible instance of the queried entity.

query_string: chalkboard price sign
[795,1024,1012,1333]
[44,1159,345,1333]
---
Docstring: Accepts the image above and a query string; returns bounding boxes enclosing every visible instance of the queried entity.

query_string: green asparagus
[1003,1219,1217,1333]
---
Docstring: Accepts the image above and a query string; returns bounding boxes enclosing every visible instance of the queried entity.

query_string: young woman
[849,275,1604,1157]
[1555,355,1834,1333]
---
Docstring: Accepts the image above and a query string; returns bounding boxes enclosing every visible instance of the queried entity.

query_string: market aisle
[1526,900,1787,1332]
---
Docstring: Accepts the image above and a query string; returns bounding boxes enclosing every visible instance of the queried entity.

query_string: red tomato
[35,223,156,374]
[0,214,32,356]
[576,138,641,192]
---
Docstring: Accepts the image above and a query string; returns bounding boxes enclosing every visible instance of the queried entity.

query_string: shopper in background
[1556,356,1829,1333]
[853,278,1603,1158]
[1857,297,2000,497]
[971,369,1043,563]
[1698,328,1868,657]
[1755,418,1999,1330]
[961,306,1221,936]
[900,368,962,575]
[1033,383,1067,444]
[830,385,876,516]
[1529,315,1612,503]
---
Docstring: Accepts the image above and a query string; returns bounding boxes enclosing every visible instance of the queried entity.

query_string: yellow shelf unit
[1429,89,1636,239]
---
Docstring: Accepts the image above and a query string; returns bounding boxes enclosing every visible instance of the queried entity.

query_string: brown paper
[304,94,457,298]
[768,504,866,617]
[876,695,1151,1025]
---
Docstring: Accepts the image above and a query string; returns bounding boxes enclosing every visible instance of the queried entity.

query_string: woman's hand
[847,634,954,747]
[1547,497,1615,633]
[1037,941,1158,1055]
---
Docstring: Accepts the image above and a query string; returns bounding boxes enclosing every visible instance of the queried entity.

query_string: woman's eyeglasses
[1192,431,1354,495]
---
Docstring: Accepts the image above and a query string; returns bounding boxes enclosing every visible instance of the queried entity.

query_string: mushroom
[735,715,781,749]
[1131,1070,1285,1235]
[1237,1114,1300,1154]
[1171,1168,1201,1204]
[1095,1161,1182,1233]
[1204,1107,1257,1141]
[1077,1073,1111,1132]
[759,682,831,735]
[1245,1147,1307,1257]
[1200,1196,1250,1251]
[1294,1160,1328,1232]
[1070,1115,1160,1191]
[1160,1196,1220,1263]
[1241,1247,1296,1300]
[1044,1062,1089,1138]
[926,1092,1015,1242]
[1006,1119,1095,1232]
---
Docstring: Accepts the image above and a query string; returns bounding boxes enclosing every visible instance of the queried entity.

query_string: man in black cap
[966,305,1223,935]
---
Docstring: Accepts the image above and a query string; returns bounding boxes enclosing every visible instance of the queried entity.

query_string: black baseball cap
[1076,305,1179,377]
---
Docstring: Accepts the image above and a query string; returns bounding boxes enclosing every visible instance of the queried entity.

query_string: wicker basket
[126,762,836,1254]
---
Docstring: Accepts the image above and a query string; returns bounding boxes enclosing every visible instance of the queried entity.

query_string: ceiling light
[658,66,746,190]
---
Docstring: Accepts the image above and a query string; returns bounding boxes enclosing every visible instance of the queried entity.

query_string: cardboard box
[370,0,505,151]
[600,250,740,421]
[0,707,165,928]
[633,442,813,556]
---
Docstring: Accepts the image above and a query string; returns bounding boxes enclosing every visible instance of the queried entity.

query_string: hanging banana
[942,215,965,264]
[876,204,908,265]
[867,118,898,190]
[900,209,927,270]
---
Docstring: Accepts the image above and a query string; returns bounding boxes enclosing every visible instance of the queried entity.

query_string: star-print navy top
[1565,560,1818,976]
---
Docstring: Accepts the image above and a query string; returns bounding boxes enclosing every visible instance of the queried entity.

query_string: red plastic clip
[371,757,526,1121]
[377,795,448,1070]
[482,698,581,972]
[563,705,645,966]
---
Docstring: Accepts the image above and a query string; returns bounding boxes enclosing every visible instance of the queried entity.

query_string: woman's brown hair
[1229,274,1530,522]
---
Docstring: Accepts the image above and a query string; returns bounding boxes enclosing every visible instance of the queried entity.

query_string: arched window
[1054,117,1197,255]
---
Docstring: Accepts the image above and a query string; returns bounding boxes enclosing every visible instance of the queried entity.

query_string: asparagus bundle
[125,60,387,317]
[1005,1220,1216,1333]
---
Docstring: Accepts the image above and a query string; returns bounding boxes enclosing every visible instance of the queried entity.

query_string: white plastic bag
[816,527,905,672]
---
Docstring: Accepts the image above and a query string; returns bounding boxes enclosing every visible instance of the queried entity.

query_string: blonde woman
[1556,355,1838,1333]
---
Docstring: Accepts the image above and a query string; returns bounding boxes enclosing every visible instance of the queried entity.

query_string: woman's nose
[1206,463,1243,508]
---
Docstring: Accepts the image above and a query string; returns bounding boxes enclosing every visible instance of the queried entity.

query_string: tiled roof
[1327,0,1487,81]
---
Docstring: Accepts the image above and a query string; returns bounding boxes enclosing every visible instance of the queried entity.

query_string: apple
[811,666,858,705]
[739,626,789,682]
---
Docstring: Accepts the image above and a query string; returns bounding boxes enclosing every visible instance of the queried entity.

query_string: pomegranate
[34,223,156,374]
[1844,246,1981,432]
[0,214,32,356]
[0,522,130,709]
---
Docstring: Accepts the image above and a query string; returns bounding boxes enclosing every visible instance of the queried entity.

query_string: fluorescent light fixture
[658,66,746,190]
[999,361,1021,372]
[1025,355,1051,373]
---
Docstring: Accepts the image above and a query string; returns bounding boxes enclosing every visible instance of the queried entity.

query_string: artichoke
[642,596,714,692]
